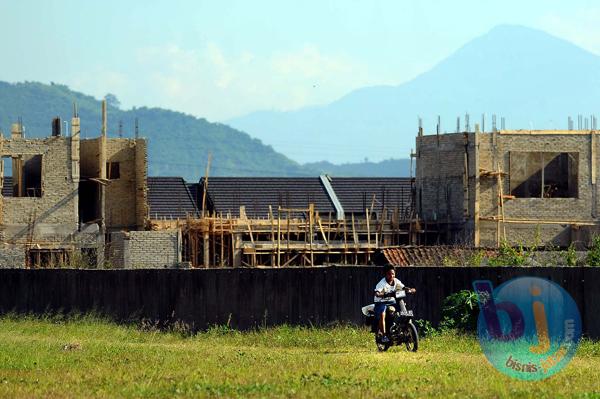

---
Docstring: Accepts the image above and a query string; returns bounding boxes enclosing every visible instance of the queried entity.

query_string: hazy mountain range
[1,24,592,178]
[0,82,410,179]
[228,25,600,164]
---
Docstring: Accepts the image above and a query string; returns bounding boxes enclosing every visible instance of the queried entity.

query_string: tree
[104,93,121,109]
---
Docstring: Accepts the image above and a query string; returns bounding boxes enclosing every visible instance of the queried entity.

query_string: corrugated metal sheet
[148,177,199,219]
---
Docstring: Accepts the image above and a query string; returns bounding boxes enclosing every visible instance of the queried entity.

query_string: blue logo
[473,277,581,380]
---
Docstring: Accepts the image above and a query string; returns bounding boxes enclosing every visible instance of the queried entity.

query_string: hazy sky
[1,0,598,121]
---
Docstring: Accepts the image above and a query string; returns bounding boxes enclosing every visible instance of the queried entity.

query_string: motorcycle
[362,288,419,352]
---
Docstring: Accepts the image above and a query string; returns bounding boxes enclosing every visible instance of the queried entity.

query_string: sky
[1,0,600,122]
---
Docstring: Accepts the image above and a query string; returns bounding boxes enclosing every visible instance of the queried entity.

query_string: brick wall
[478,132,595,246]
[134,139,148,229]
[417,131,600,247]
[108,230,180,269]
[0,246,25,268]
[80,138,102,177]
[107,232,127,268]
[104,139,147,231]
[416,133,476,224]
[1,137,78,241]
[0,133,145,268]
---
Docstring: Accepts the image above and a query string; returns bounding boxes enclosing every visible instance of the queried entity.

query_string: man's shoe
[381,335,390,344]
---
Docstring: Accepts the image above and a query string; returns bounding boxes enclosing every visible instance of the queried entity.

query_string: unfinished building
[148,176,416,267]
[416,127,600,248]
[0,103,148,268]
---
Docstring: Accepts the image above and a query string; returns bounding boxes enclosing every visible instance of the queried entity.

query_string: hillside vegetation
[0,81,409,180]
[0,81,308,181]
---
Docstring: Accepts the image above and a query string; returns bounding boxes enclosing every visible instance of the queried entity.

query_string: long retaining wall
[0,267,598,338]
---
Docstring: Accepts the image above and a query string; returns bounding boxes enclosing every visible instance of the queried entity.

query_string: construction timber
[150,204,423,267]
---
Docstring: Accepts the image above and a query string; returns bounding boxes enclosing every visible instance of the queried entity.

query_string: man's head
[383,265,395,283]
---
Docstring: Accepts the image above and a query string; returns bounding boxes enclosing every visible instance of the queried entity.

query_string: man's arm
[396,278,416,293]
[374,280,387,298]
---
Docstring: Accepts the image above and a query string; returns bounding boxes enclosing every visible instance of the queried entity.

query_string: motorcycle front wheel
[375,335,390,352]
[405,321,419,352]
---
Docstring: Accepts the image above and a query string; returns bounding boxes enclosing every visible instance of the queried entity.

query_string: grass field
[0,315,599,398]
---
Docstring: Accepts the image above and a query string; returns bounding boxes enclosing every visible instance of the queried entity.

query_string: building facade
[0,106,149,268]
[416,129,599,247]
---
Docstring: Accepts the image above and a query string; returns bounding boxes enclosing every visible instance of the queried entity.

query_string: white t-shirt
[374,277,405,303]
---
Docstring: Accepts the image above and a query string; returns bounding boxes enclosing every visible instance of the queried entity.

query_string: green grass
[0,315,599,398]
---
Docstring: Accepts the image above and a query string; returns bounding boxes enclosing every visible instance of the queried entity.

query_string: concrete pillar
[97,232,106,268]
[134,139,148,229]
[99,102,107,231]
[71,116,81,222]
[10,123,23,139]
[177,229,182,263]
[233,233,242,266]
[101,100,107,137]
[122,234,130,269]
[203,231,210,267]
[71,116,80,181]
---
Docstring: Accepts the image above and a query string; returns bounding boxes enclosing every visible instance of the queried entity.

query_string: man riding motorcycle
[374,265,416,343]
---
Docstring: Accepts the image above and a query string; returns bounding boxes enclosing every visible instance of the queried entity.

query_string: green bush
[586,236,600,266]
[564,243,578,266]
[487,241,529,266]
[466,250,486,266]
[413,319,438,338]
[439,290,479,332]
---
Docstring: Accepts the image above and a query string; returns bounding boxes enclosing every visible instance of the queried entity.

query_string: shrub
[466,250,486,266]
[439,290,479,333]
[442,256,458,266]
[586,236,600,266]
[442,248,486,267]
[564,243,578,267]
[414,319,438,338]
[487,241,529,266]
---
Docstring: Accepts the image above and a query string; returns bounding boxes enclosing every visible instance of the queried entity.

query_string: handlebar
[380,288,416,298]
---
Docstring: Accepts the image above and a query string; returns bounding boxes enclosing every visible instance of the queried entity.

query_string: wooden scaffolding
[151,204,419,267]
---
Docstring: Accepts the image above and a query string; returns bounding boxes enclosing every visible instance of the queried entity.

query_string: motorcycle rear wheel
[405,321,419,352]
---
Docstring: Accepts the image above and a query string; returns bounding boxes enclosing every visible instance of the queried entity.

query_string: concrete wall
[479,132,595,247]
[0,134,142,268]
[106,232,127,268]
[0,246,25,268]
[95,138,148,232]
[1,136,78,243]
[105,139,142,231]
[80,138,102,178]
[415,133,477,243]
[134,139,148,229]
[108,230,180,268]
[417,130,600,247]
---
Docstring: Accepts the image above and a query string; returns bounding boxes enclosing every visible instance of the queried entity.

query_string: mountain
[0,81,411,179]
[228,25,600,164]
[304,159,412,177]
[0,81,310,180]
